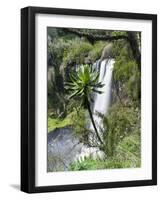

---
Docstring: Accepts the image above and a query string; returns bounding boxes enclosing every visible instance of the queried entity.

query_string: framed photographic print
[21,6,157,193]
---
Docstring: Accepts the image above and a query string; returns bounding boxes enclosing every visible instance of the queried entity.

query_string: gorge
[48,58,115,171]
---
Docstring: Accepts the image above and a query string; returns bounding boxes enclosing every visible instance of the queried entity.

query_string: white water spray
[77,58,115,161]
[90,58,115,142]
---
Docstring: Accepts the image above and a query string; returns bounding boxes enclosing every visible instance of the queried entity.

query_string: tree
[62,28,141,71]
[65,64,104,145]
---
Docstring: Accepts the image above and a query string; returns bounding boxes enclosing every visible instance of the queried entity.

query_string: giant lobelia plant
[65,64,104,145]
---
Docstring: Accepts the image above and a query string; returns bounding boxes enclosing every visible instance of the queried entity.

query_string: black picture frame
[21,6,157,193]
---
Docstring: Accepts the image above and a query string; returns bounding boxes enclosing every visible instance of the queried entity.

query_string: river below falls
[47,127,104,172]
[48,127,85,172]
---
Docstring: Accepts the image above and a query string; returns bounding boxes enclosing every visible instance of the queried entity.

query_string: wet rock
[47,127,105,172]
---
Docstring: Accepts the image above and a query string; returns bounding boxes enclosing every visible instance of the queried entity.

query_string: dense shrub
[102,103,140,157]
[112,41,141,104]
[69,133,141,171]
[69,108,91,145]
[63,38,93,65]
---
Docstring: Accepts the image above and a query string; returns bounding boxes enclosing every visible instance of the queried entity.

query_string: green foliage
[87,41,107,62]
[66,64,104,145]
[113,41,140,102]
[47,28,141,171]
[111,31,128,37]
[48,38,70,70]
[69,133,140,171]
[116,134,141,166]
[69,108,91,145]
[63,40,106,66]
[69,157,104,171]
[48,88,66,119]
[103,103,140,157]
[48,115,72,132]
[66,64,104,106]
[63,38,93,65]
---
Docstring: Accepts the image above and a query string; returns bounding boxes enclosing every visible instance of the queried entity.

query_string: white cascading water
[76,58,115,161]
[94,59,114,121]
[90,58,115,143]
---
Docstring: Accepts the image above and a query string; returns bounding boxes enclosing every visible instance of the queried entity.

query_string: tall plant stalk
[86,98,104,145]
[66,64,104,145]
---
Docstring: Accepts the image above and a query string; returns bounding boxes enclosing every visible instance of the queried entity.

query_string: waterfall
[90,58,115,143]
[75,58,115,161]
[94,59,114,117]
